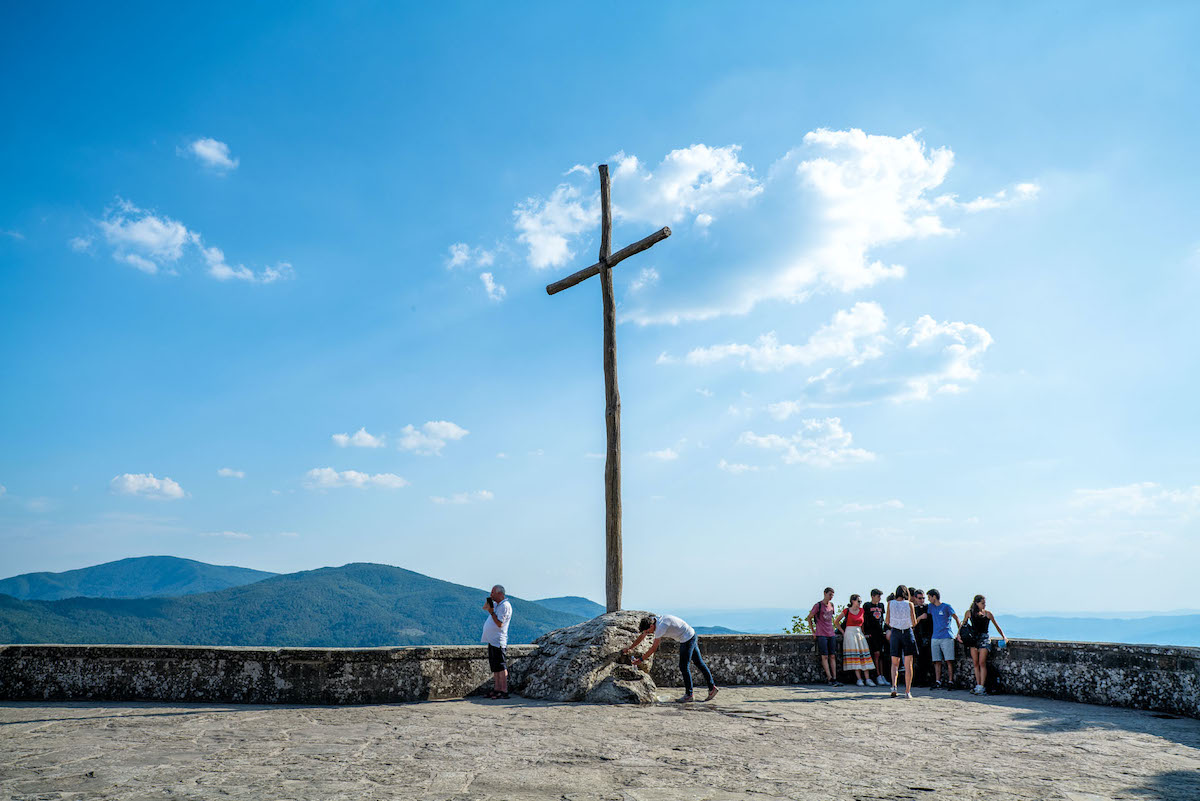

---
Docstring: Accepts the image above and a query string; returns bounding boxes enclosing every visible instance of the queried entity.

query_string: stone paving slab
[2,685,1198,800]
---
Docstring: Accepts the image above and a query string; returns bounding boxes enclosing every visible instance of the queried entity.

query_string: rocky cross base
[508,610,658,704]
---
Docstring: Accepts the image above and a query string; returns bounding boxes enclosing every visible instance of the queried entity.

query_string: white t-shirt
[481,598,512,648]
[652,614,695,643]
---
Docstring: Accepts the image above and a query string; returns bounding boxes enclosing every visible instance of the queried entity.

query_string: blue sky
[2,2,1198,614]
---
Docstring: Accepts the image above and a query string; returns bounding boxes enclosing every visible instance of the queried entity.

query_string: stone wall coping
[0,643,540,661]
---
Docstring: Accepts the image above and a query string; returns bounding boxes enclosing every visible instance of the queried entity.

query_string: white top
[481,598,512,648]
[652,614,695,643]
[888,599,913,630]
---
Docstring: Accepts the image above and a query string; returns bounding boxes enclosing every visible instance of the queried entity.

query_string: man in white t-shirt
[480,584,512,699]
[622,614,719,702]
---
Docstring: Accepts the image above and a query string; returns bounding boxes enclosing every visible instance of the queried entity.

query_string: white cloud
[0,484,6,497]
[110,473,186,499]
[397,420,469,455]
[445,242,495,269]
[682,301,888,371]
[481,272,506,301]
[514,145,761,270]
[646,448,679,461]
[278,531,299,538]
[1071,482,1200,517]
[584,452,604,460]
[68,235,93,253]
[501,131,1030,326]
[201,530,251,539]
[216,467,245,479]
[717,459,758,474]
[186,137,239,171]
[738,417,875,467]
[332,427,386,448]
[446,242,471,268]
[628,267,659,293]
[514,183,596,269]
[736,309,995,414]
[431,490,495,505]
[99,201,193,275]
[838,499,904,512]
[304,468,409,490]
[94,199,290,283]
[960,181,1040,213]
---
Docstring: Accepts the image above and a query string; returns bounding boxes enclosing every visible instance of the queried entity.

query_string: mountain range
[0,556,277,600]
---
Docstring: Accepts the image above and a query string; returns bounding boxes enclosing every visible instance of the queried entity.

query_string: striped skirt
[843,626,874,671]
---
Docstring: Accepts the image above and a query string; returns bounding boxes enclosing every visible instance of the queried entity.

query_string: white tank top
[888,599,913,630]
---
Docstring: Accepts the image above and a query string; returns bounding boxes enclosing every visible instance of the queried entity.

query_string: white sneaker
[856,679,865,686]
[973,685,985,695]
[906,692,913,699]
[876,676,889,686]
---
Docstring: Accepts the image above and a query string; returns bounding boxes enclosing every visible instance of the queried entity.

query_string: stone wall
[649,635,1200,719]
[3,637,1197,719]
[0,644,534,705]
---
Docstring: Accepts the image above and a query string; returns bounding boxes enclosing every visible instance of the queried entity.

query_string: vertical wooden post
[598,164,622,613]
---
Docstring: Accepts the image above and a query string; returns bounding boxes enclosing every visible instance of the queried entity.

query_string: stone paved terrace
[3,685,1199,800]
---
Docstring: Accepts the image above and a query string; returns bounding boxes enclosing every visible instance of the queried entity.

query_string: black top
[970,610,990,637]
[913,603,932,638]
[863,601,885,634]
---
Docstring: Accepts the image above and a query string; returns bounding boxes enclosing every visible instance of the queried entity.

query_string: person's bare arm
[834,609,846,628]
[634,638,663,663]
[988,611,1006,639]
[885,604,892,627]
[622,630,649,655]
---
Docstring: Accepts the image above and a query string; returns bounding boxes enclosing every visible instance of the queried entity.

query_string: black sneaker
[932,680,942,690]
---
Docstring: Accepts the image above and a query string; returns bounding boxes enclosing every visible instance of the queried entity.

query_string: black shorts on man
[487,644,507,673]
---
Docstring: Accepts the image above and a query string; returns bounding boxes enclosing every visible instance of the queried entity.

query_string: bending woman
[958,594,1006,695]
[886,584,918,698]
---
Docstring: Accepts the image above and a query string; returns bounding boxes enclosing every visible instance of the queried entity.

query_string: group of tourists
[806,584,1006,699]
[478,582,1005,704]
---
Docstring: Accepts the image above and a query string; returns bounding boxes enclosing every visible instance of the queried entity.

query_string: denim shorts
[816,635,838,656]
[931,638,956,661]
[889,628,917,658]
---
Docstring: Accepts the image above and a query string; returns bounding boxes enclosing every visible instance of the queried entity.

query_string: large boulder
[510,610,658,704]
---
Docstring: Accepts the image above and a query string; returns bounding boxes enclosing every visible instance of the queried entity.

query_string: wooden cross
[546,164,671,613]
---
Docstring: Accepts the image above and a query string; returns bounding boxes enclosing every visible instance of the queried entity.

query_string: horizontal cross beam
[545,226,672,296]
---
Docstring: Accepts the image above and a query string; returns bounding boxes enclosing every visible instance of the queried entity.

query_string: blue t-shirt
[928,603,956,639]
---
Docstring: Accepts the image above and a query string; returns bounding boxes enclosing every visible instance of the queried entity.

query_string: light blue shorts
[931,638,956,661]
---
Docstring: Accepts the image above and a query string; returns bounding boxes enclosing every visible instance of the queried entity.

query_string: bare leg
[934,661,942,683]
[891,656,901,689]
[904,655,914,693]
[494,669,508,694]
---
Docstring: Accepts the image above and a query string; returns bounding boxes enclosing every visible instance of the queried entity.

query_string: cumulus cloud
[1071,482,1200,517]
[738,418,874,467]
[628,267,659,294]
[682,302,889,371]
[68,235,93,253]
[446,242,495,269]
[217,467,245,478]
[431,490,494,505]
[185,137,239,171]
[110,473,186,499]
[304,468,409,490]
[514,144,761,270]
[397,420,469,455]
[93,199,291,283]
[481,272,506,301]
[332,427,386,448]
[510,130,1036,325]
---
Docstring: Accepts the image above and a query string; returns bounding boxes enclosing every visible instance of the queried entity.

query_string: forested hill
[0,562,581,647]
[0,556,276,601]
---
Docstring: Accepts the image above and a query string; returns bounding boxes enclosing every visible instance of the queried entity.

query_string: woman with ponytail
[885,584,918,698]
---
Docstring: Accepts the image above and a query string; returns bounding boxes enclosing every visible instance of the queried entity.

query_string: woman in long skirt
[835,594,876,686]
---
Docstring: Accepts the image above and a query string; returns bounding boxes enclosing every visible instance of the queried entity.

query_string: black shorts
[487,644,507,672]
[889,629,917,659]
[866,631,886,653]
